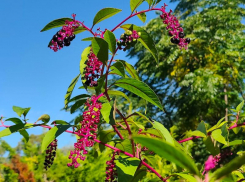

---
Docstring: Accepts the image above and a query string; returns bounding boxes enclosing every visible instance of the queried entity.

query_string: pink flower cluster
[84,51,103,87]
[117,30,141,51]
[204,150,233,174]
[50,14,79,52]
[160,4,190,49]
[44,139,57,170]
[67,96,102,168]
[105,152,118,182]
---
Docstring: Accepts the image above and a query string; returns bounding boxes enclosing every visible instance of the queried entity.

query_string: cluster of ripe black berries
[170,31,191,45]
[117,30,140,51]
[52,31,76,47]
[44,139,57,170]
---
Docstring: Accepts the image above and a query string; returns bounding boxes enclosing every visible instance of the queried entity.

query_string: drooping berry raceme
[160,4,190,49]
[84,50,103,87]
[117,30,141,51]
[49,14,79,52]
[68,96,102,168]
[105,151,118,182]
[44,139,57,170]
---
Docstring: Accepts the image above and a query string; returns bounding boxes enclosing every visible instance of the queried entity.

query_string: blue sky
[0,0,177,148]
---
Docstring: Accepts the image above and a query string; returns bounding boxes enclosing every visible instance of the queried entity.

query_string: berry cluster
[49,14,79,52]
[160,4,190,49]
[44,139,57,170]
[68,96,102,168]
[84,51,103,87]
[105,152,118,182]
[117,30,141,51]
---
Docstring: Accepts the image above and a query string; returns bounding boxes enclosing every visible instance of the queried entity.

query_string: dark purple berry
[64,41,70,46]
[175,38,180,44]
[85,80,91,86]
[179,32,185,38]
[185,38,191,44]
[64,37,70,43]
[168,31,173,37]
[171,37,180,44]
[56,31,62,37]
[69,34,75,41]
[57,40,63,46]
[53,35,58,42]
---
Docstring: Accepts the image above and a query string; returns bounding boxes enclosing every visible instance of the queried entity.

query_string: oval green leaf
[41,125,71,152]
[113,78,163,110]
[93,8,122,27]
[119,60,140,80]
[104,30,116,54]
[64,74,81,108]
[130,0,144,12]
[41,18,73,32]
[133,135,199,175]
[92,37,108,64]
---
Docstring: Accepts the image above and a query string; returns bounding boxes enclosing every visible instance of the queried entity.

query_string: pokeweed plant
[1,0,245,181]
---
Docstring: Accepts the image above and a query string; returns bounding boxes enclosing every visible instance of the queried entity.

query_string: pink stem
[77,20,95,36]
[178,122,245,143]
[111,8,162,32]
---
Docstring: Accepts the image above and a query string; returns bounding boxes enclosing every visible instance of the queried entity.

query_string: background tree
[128,0,245,134]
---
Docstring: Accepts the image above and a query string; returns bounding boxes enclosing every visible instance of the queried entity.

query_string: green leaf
[41,125,71,152]
[12,106,31,117]
[51,120,69,125]
[70,99,87,114]
[104,30,116,54]
[119,60,140,80]
[133,135,199,175]
[64,74,80,108]
[0,124,25,138]
[93,8,122,27]
[136,12,146,23]
[40,18,73,32]
[174,173,197,182]
[130,0,144,12]
[115,154,141,182]
[236,100,244,112]
[197,121,207,135]
[101,102,113,124]
[36,114,50,124]
[210,154,245,181]
[188,130,206,138]
[116,139,133,154]
[145,0,153,6]
[129,169,147,182]
[223,140,245,149]
[211,129,227,145]
[92,37,108,64]
[73,27,87,35]
[5,118,23,124]
[121,24,158,63]
[80,47,91,89]
[68,94,90,104]
[107,90,130,103]
[110,61,125,77]
[95,75,106,95]
[153,122,175,145]
[113,78,163,110]
[98,129,115,151]
[203,136,220,156]
[82,37,94,41]
[19,129,29,143]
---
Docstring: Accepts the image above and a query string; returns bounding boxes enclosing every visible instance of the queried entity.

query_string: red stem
[178,121,245,143]
[111,8,162,32]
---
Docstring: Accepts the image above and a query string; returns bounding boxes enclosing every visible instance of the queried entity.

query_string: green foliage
[92,37,109,63]
[40,18,73,32]
[92,8,122,27]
